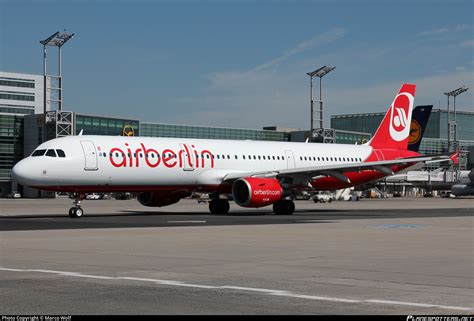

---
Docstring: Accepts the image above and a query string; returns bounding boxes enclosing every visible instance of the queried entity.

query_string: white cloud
[208,27,347,89]
[167,28,473,130]
[460,39,474,47]
[170,68,473,130]
[328,70,473,115]
[418,24,470,37]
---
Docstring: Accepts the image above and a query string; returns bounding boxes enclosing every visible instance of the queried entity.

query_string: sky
[1,0,473,130]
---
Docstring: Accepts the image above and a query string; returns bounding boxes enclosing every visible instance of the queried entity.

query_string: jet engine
[137,190,190,207]
[232,177,283,208]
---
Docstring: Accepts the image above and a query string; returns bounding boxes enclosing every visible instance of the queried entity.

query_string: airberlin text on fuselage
[109,143,215,169]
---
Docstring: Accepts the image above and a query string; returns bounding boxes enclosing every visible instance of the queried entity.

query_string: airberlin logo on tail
[389,92,414,141]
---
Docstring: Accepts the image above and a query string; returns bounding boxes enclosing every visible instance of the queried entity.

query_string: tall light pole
[40,31,74,143]
[306,66,335,133]
[444,85,469,152]
[40,31,74,113]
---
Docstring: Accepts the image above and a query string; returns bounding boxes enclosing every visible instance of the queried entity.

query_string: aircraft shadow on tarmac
[0,207,472,232]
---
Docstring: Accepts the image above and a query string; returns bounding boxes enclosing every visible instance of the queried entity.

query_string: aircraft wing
[222,154,453,184]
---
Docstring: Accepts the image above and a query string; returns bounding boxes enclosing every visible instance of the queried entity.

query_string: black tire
[273,200,295,215]
[209,199,230,215]
[285,200,295,215]
[273,202,282,214]
[69,207,84,218]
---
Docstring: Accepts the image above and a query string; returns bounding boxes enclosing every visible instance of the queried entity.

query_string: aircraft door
[180,143,195,171]
[80,140,98,171]
[284,150,295,169]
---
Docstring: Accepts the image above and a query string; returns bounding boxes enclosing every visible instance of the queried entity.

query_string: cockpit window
[45,149,57,157]
[56,149,66,158]
[31,149,46,157]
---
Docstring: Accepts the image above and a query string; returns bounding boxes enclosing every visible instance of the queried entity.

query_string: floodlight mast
[39,31,74,143]
[443,85,469,150]
[40,31,74,114]
[307,66,335,135]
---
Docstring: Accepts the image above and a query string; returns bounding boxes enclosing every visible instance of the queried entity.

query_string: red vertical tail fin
[369,84,416,150]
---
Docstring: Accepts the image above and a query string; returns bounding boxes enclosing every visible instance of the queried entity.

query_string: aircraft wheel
[69,207,84,218]
[273,202,281,214]
[273,200,295,215]
[209,199,230,215]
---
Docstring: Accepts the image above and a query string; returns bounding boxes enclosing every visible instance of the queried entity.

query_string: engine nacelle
[232,177,283,208]
[137,191,190,207]
[451,184,474,196]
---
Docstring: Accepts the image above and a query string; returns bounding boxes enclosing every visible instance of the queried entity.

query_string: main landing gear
[69,193,85,218]
[273,200,295,215]
[209,198,230,215]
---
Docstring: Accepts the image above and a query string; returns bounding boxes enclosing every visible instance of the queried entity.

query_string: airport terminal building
[1,71,473,197]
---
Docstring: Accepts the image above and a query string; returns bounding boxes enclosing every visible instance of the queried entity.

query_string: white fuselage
[12,135,373,191]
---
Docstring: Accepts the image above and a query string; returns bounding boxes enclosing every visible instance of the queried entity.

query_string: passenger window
[243,155,246,160]
[263,156,266,160]
[31,149,46,157]
[45,149,57,157]
[300,157,303,161]
[56,149,66,157]
[272,156,275,160]
[253,156,256,160]
[227,155,230,159]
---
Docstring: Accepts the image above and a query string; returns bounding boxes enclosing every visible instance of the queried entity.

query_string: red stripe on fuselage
[29,184,231,194]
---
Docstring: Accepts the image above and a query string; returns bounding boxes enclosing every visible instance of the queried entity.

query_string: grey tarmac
[0,197,473,314]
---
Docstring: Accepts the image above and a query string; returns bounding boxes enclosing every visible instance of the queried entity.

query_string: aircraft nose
[11,159,30,185]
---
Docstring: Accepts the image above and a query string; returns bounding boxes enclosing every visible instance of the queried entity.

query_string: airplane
[451,169,474,196]
[12,84,455,218]
[408,105,433,153]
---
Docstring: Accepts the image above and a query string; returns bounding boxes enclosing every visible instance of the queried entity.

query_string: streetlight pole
[443,85,469,174]
[40,31,74,112]
[306,65,335,139]
[444,85,469,153]
[40,31,74,143]
[310,75,314,133]
[319,75,323,130]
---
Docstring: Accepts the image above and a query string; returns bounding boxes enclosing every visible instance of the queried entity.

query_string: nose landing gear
[69,193,85,218]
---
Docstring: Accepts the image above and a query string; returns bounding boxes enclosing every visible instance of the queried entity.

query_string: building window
[0,92,34,101]
[0,79,35,88]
